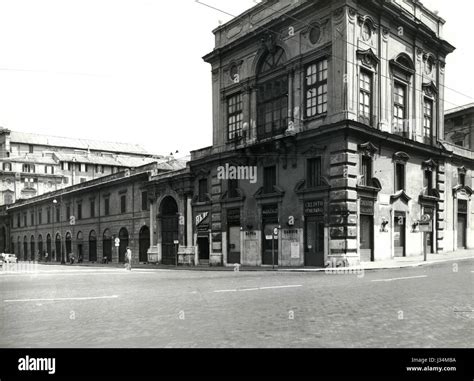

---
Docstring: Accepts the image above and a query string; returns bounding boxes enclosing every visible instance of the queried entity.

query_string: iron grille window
[395,163,405,191]
[359,70,373,124]
[361,156,372,186]
[305,59,328,118]
[142,191,149,211]
[198,179,208,203]
[263,166,276,194]
[90,200,95,218]
[423,98,433,139]
[104,198,110,216]
[228,179,239,199]
[120,195,126,214]
[228,94,243,141]
[424,170,433,192]
[393,82,407,135]
[307,158,322,188]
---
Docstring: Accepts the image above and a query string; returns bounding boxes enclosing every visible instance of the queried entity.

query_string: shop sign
[304,200,324,216]
[360,198,375,215]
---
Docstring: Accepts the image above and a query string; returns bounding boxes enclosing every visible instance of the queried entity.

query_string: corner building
[149,0,472,267]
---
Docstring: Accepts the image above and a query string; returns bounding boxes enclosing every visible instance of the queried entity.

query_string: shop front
[304,200,325,267]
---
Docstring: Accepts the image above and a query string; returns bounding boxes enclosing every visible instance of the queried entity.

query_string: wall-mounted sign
[196,212,209,226]
[262,205,278,219]
[227,209,240,224]
[304,200,324,216]
[360,198,375,216]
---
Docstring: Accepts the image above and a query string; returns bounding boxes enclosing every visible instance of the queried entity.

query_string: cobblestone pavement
[0,259,472,348]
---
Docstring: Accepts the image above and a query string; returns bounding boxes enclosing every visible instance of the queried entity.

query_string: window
[22,164,35,173]
[23,214,27,227]
[68,162,72,171]
[459,173,466,187]
[17,214,20,228]
[257,76,288,139]
[307,158,322,188]
[3,163,12,171]
[393,82,407,135]
[120,195,126,213]
[263,166,277,194]
[47,208,51,224]
[38,210,42,225]
[361,156,373,186]
[141,191,149,211]
[455,140,464,147]
[29,145,34,154]
[56,207,60,222]
[66,205,71,220]
[198,179,208,203]
[423,98,433,140]
[104,198,110,216]
[227,94,243,141]
[305,59,328,118]
[359,70,373,124]
[228,179,239,199]
[424,170,433,193]
[30,213,34,226]
[90,200,95,218]
[395,163,405,191]
[77,204,82,220]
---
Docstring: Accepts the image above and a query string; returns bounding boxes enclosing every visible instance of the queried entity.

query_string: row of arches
[12,226,150,263]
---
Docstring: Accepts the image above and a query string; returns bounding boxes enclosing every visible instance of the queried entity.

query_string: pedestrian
[126,247,132,271]
[45,252,49,263]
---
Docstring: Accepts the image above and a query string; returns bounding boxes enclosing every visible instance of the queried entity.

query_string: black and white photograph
[0,0,472,379]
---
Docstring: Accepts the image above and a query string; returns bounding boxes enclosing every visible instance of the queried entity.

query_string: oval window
[309,26,321,45]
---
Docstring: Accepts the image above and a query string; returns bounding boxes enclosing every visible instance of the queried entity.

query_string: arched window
[257,47,288,140]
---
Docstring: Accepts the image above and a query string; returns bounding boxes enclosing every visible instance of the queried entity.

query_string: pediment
[357,48,380,68]
[422,81,438,97]
[358,142,378,157]
[391,190,412,204]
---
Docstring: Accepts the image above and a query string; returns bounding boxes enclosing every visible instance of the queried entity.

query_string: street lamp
[53,198,65,264]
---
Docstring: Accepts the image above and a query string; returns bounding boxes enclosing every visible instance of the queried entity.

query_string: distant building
[3,160,186,261]
[0,128,162,205]
[445,103,474,150]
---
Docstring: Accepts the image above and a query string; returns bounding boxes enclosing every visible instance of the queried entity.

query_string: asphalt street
[0,260,472,348]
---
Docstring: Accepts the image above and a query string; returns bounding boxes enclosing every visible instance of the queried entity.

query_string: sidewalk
[32,249,473,273]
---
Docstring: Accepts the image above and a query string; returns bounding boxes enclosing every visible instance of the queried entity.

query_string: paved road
[0,260,472,348]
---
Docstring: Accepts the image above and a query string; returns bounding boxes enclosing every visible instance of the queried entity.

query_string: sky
[0,0,472,158]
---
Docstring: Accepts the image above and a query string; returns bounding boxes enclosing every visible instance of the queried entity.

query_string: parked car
[1,253,18,264]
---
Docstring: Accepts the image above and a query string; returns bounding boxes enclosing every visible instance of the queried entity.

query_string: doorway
[458,214,467,249]
[305,218,324,267]
[228,226,241,264]
[160,196,179,266]
[118,228,129,263]
[360,215,374,262]
[198,236,210,263]
[139,226,150,263]
[262,223,279,266]
[394,212,406,257]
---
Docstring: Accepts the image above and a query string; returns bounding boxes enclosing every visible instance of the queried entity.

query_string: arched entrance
[55,233,62,262]
[89,231,97,262]
[118,228,129,263]
[17,237,20,259]
[139,226,150,263]
[77,232,84,262]
[103,229,112,263]
[23,236,28,261]
[38,235,44,261]
[30,235,35,262]
[46,234,52,261]
[65,232,72,262]
[160,196,179,265]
